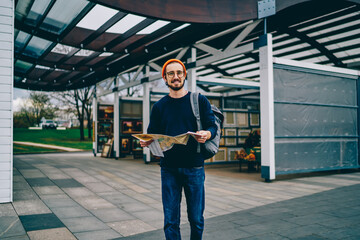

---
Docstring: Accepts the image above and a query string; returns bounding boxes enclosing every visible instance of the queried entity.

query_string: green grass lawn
[14,144,65,154]
[14,128,93,151]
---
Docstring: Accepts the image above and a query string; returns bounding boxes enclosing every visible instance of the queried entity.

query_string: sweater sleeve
[199,94,218,140]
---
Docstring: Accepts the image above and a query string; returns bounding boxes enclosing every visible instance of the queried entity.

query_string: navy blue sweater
[147,92,217,167]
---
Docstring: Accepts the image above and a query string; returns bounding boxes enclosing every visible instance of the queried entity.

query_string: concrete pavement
[0,152,359,239]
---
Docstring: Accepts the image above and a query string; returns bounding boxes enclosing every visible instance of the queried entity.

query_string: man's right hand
[140,139,154,148]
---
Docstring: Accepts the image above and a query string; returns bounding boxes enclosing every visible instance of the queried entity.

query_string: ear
[163,77,169,86]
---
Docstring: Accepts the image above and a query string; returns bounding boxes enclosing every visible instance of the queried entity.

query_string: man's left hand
[195,130,211,143]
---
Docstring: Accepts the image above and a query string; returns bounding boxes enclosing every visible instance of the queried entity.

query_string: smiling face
[164,62,186,91]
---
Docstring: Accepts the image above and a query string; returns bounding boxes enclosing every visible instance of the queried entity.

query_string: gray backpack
[190,92,224,159]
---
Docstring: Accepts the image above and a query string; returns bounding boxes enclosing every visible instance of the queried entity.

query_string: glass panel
[173,23,190,32]
[14,31,31,53]
[99,52,113,57]
[275,104,357,137]
[137,20,170,34]
[75,49,95,57]
[275,139,358,174]
[273,66,359,174]
[15,0,32,22]
[23,36,52,58]
[51,43,77,55]
[14,76,23,83]
[274,68,357,106]
[40,0,88,34]
[76,4,118,30]
[24,0,52,26]
[107,14,145,34]
[15,60,33,73]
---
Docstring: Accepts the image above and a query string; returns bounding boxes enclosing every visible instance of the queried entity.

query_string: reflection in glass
[24,0,52,26]
[40,0,88,34]
[15,31,31,53]
[15,60,33,73]
[15,0,32,22]
[23,36,52,58]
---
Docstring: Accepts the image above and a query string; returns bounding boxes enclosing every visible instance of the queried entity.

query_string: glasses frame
[166,70,184,79]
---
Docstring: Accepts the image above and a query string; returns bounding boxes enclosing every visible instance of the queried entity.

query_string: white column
[0,0,13,203]
[259,34,275,181]
[114,79,120,159]
[143,66,151,163]
[92,86,98,156]
[187,47,197,92]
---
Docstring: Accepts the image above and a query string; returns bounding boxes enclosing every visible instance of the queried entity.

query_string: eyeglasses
[166,70,184,79]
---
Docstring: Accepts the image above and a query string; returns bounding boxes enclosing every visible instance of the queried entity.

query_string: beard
[166,79,185,91]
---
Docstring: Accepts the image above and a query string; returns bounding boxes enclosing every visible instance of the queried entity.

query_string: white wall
[0,0,13,203]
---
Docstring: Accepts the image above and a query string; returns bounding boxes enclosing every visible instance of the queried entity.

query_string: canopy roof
[14,0,360,91]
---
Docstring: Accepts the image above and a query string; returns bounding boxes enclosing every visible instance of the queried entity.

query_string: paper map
[132,132,201,157]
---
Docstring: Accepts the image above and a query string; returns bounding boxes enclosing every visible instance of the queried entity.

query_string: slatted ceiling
[58,71,81,83]
[28,68,48,79]
[237,70,260,79]
[219,58,255,69]
[43,71,65,81]
[85,56,108,66]
[109,35,146,52]
[84,32,121,51]
[212,55,243,65]
[43,52,67,62]
[274,43,312,56]
[329,39,360,49]
[227,63,259,74]
[61,27,94,47]
[38,81,48,86]
[309,20,360,38]
[13,1,360,91]
[205,73,223,79]
[335,49,360,59]
[297,8,360,32]
[272,37,299,48]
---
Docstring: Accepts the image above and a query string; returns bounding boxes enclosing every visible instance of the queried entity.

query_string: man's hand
[194,130,211,143]
[140,139,154,147]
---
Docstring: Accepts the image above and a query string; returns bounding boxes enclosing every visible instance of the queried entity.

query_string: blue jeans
[161,166,205,240]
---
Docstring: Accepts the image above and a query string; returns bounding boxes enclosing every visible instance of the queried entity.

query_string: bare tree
[52,87,94,141]
[19,92,57,127]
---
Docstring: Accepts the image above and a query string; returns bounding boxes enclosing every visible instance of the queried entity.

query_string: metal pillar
[259,34,275,181]
[114,78,120,159]
[92,86,98,156]
[187,47,197,92]
[143,66,151,163]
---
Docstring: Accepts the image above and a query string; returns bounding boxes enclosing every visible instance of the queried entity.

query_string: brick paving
[0,152,359,240]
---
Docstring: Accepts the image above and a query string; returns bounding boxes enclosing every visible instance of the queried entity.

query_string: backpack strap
[190,92,202,153]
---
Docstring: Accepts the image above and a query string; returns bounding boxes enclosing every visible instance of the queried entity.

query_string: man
[140,59,217,240]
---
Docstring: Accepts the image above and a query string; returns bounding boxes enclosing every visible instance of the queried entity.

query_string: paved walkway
[13,141,84,152]
[0,152,359,240]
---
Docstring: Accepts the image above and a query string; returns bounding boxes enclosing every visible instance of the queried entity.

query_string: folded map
[132,132,201,157]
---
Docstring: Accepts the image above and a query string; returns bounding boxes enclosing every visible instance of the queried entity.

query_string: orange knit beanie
[162,59,187,79]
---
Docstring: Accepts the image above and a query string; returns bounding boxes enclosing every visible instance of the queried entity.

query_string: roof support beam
[148,62,162,72]
[197,76,259,88]
[225,19,261,51]
[131,65,144,82]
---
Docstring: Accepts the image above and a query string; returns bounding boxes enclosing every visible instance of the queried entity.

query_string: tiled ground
[0,152,359,240]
